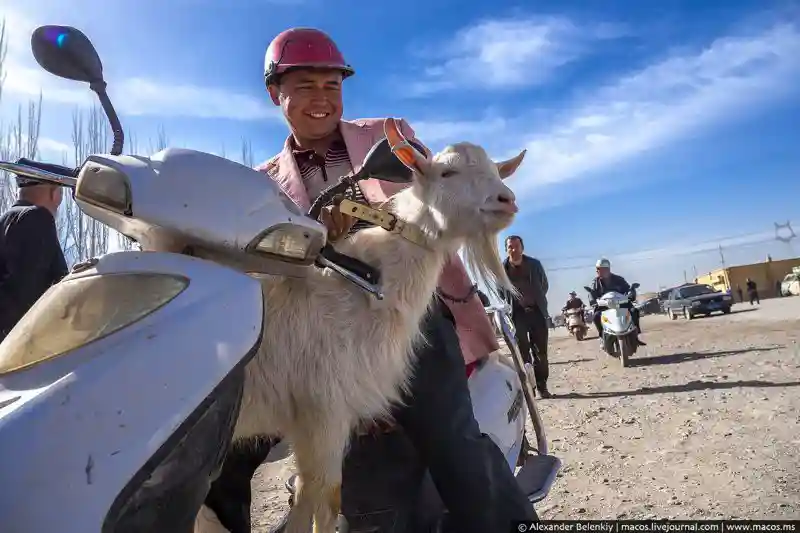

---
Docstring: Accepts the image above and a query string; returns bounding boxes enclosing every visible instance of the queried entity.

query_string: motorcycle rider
[562,291,584,312]
[588,258,646,346]
[202,27,535,533]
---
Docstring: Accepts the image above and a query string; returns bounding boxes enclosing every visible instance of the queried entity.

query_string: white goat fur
[231,138,523,532]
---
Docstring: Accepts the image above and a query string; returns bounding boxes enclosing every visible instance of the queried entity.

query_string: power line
[533,219,800,266]
[545,235,777,272]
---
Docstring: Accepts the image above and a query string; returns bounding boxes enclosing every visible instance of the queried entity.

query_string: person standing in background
[736,284,744,303]
[0,175,67,342]
[746,278,760,305]
[500,235,551,398]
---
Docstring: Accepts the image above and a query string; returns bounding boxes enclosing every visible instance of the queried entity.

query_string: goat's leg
[283,422,350,533]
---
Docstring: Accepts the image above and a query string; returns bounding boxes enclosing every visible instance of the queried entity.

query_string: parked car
[664,283,733,320]
[635,297,662,316]
[780,273,800,296]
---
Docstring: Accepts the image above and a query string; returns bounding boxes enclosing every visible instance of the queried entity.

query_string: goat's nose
[496,193,518,213]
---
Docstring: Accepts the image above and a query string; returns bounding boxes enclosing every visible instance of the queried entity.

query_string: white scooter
[563,308,588,341]
[271,303,561,532]
[584,283,641,367]
[0,25,418,533]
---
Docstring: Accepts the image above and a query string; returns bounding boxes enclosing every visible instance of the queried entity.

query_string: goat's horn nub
[384,117,420,170]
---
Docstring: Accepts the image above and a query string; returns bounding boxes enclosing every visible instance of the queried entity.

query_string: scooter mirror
[31,25,104,84]
[352,137,425,184]
[583,286,593,293]
[631,282,641,290]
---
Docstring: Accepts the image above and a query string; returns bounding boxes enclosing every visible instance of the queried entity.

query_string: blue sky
[2,0,800,314]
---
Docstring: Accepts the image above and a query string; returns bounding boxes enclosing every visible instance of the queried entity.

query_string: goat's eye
[440,169,458,178]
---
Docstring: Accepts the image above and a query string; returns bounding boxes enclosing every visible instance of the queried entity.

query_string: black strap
[436,284,478,304]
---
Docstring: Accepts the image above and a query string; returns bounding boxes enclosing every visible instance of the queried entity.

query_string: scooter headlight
[0,273,188,375]
[248,223,325,265]
[75,162,133,215]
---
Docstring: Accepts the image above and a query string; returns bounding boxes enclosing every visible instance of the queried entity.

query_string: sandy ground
[250,297,800,528]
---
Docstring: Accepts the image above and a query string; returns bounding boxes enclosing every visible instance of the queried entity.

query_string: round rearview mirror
[353,137,426,184]
[31,25,104,84]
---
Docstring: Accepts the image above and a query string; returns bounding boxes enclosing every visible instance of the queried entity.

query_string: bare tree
[148,124,168,154]
[0,19,7,103]
[59,106,110,263]
[240,137,254,167]
[0,96,42,213]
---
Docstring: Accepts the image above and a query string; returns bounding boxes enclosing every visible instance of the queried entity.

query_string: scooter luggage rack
[484,304,562,503]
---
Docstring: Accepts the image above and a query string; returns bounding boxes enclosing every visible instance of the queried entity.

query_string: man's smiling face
[268,68,344,141]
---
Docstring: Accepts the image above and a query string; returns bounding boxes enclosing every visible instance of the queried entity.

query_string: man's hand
[320,203,356,242]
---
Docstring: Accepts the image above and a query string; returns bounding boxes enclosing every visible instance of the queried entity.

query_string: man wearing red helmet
[203,28,536,533]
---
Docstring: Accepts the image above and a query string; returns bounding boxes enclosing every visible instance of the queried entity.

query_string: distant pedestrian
[0,175,67,341]
[746,278,760,305]
[736,285,743,303]
[499,235,551,398]
[775,280,782,297]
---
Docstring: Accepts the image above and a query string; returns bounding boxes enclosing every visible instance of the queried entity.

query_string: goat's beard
[462,231,515,299]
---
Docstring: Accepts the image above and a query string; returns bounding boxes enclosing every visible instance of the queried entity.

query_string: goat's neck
[351,202,457,314]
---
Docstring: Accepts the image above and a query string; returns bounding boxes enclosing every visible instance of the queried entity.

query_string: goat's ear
[384,117,430,175]
[496,149,526,179]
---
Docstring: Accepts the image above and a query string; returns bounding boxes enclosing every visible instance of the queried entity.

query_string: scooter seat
[516,453,561,503]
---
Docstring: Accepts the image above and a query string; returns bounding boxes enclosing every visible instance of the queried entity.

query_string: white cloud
[0,8,280,122]
[409,116,508,144]
[408,16,624,96]
[38,137,70,155]
[494,19,800,199]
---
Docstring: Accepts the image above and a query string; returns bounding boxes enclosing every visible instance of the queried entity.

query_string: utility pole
[684,270,688,283]
[718,244,726,269]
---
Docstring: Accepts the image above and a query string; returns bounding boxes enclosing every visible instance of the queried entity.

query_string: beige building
[694,256,800,301]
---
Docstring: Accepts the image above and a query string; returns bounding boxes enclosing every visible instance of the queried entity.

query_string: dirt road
[251,298,800,528]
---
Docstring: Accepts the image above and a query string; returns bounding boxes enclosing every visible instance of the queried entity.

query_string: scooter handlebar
[16,157,78,178]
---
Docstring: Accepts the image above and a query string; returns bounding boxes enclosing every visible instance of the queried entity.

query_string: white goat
[231,119,525,533]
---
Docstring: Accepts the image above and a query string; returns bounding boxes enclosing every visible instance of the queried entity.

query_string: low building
[694,256,800,301]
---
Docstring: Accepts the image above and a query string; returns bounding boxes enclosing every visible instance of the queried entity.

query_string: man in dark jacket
[746,278,760,305]
[500,235,551,398]
[0,176,67,341]
[588,258,645,346]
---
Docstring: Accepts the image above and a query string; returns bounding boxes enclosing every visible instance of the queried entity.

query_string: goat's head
[384,118,524,291]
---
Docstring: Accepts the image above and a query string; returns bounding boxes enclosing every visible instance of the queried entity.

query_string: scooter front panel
[0,252,264,533]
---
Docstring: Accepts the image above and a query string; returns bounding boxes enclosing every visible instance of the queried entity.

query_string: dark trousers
[593,307,642,337]
[342,298,536,532]
[748,290,760,305]
[511,306,549,388]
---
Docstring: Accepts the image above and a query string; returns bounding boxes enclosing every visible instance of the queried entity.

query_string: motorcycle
[272,303,561,532]
[0,25,419,533]
[583,283,641,368]
[562,307,588,341]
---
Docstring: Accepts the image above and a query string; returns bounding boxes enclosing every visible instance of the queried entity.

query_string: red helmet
[264,28,355,85]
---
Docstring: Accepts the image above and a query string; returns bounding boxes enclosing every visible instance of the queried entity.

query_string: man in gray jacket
[500,235,551,398]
